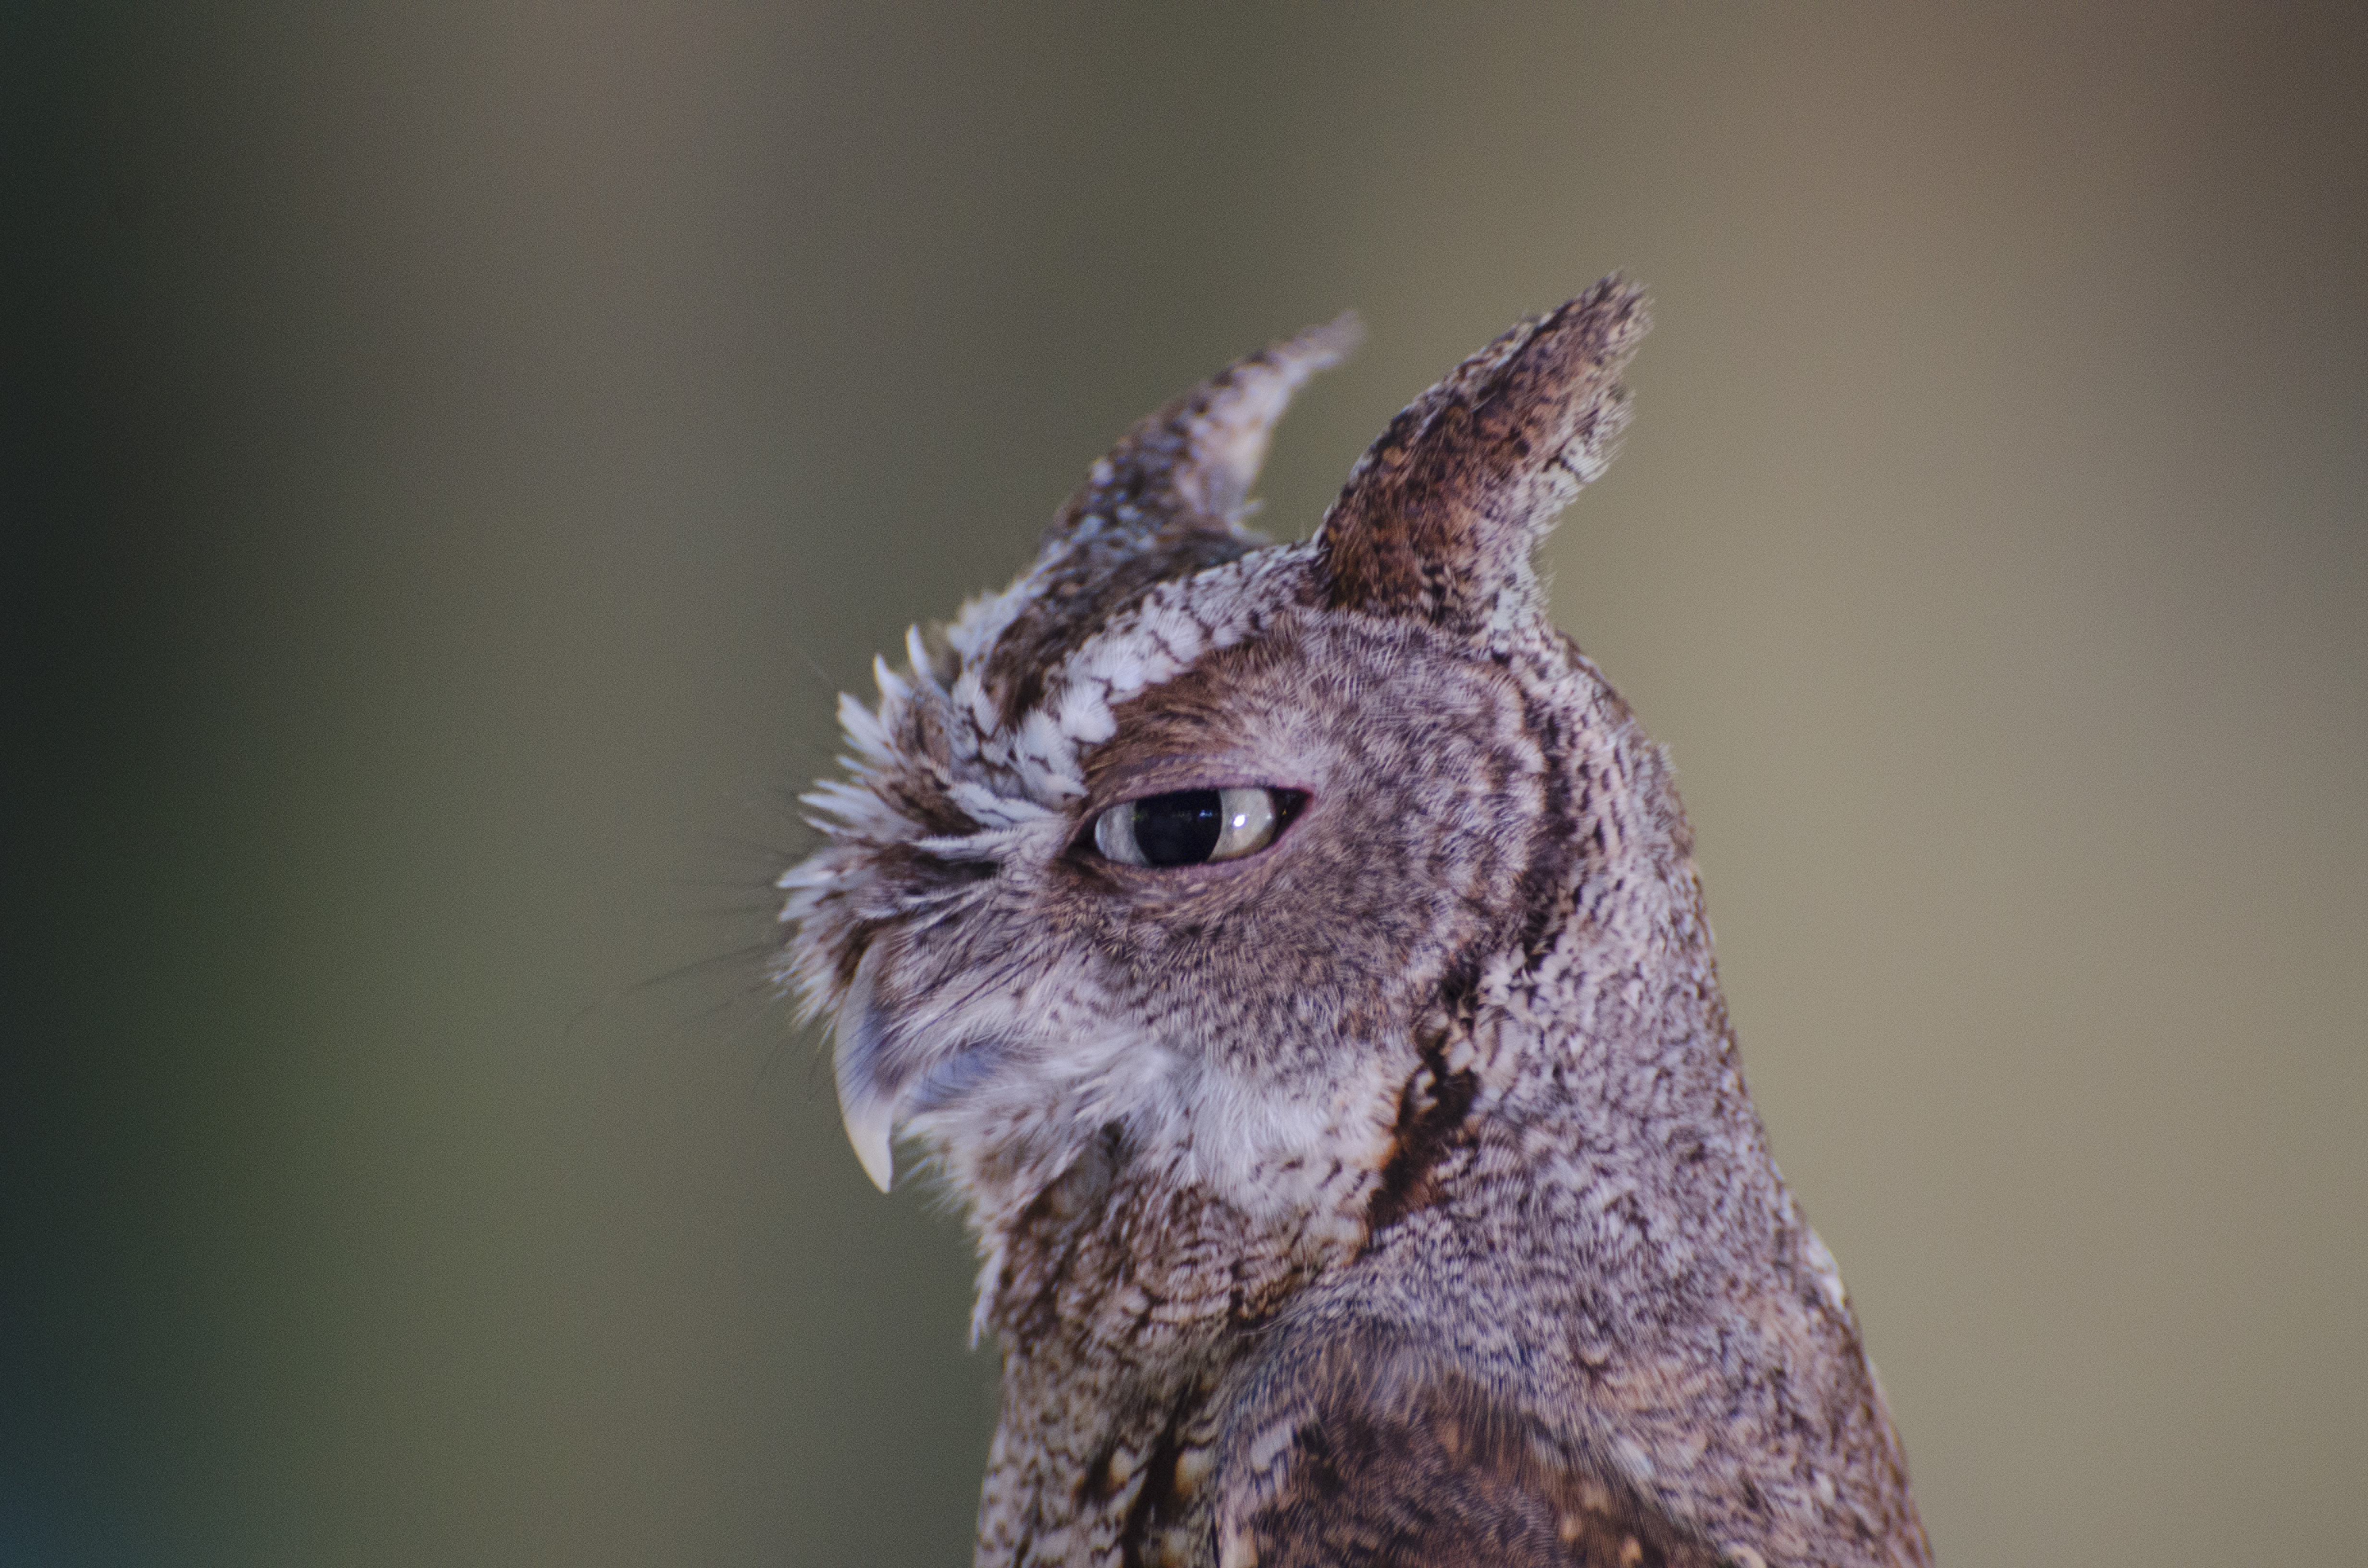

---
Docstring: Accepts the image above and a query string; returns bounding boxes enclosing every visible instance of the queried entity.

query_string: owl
[777,278,1930,1567]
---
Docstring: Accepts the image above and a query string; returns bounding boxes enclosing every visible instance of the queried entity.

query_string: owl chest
[977,1337,1236,1568]
[974,1162,1350,1568]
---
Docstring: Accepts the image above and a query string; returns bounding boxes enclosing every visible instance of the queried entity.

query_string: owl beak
[833,958,899,1192]
[831,955,1017,1193]
[839,1084,897,1194]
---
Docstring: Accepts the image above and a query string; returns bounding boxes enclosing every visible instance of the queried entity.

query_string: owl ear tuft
[980,315,1360,725]
[1041,311,1363,557]
[1314,276,1649,637]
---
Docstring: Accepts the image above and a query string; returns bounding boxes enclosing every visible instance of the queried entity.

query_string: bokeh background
[8,3,2365,1564]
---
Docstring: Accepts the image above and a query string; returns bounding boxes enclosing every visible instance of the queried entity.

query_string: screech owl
[777,277,1930,1567]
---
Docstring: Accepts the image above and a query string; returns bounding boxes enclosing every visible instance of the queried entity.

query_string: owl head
[778,279,1654,1262]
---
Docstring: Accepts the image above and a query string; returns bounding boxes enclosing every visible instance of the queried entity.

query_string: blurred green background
[7,3,2364,1564]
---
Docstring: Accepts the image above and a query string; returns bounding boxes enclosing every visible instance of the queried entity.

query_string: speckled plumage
[778,278,1930,1567]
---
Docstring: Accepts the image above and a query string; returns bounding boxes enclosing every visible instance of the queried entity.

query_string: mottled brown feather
[779,281,1929,1568]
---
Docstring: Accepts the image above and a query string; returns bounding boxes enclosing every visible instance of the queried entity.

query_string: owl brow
[1084,757,1290,811]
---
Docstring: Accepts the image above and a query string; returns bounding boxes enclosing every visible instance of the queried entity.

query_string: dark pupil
[1131,790,1225,866]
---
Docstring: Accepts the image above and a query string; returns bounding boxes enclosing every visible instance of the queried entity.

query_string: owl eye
[1091,787,1291,868]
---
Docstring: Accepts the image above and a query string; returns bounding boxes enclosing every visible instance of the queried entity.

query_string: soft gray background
[8,3,2364,1565]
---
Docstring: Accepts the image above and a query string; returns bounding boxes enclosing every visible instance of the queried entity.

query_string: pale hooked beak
[832,962,898,1191]
[838,1075,897,1193]
[830,949,1015,1194]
